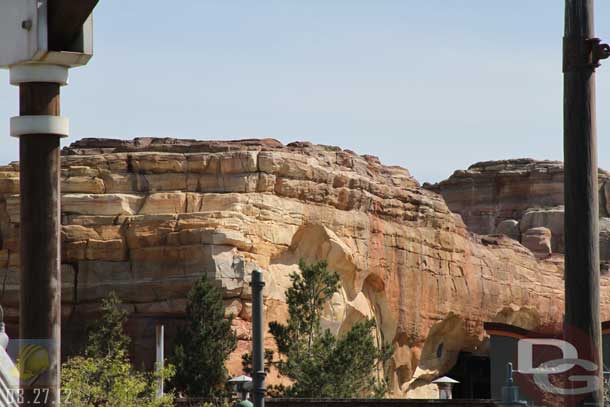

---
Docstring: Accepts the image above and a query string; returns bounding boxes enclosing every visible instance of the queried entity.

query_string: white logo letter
[518,339,578,375]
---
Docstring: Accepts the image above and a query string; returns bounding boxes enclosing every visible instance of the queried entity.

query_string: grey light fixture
[228,374,253,401]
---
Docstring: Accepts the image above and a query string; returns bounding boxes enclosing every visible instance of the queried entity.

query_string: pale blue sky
[2,1,610,183]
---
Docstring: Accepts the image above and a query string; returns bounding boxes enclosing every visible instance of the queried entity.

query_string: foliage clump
[62,292,175,407]
[245,260,391,398]
[170,275,237,397]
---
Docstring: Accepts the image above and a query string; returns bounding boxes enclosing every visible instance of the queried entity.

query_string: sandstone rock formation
[430,158,610,265]
[1,140,608,397]
[521,227,552,257]
[494,219,520,241]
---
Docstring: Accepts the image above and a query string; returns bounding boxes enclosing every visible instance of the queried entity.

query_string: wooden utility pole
[563,0,609,405]
[18,82,62,406]
[7,2,98,405]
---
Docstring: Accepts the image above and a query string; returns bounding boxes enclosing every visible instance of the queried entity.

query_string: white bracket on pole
[9,64,69,86]
[10,116,69,138]
[8,64,70,138]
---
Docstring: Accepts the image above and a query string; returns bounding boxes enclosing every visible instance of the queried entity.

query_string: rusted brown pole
[18,83,62,406]
[564,0,603,405]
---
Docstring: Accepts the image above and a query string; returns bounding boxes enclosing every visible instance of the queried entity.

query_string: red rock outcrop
[430,158,610,264]
[0,141,608,397]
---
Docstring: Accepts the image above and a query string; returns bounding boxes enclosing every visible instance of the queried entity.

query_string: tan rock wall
[1,139,607,397]
[431,159,610,265]
[430,159,610,234]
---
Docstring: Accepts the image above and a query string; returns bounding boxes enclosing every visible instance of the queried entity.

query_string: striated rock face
[430,159,610,230]
[1,140,609,396]
[521,227,552,257]
[431,158,610,264]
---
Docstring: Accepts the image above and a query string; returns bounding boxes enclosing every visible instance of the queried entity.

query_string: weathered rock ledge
[430,158,610,263]
[0,140,607,397]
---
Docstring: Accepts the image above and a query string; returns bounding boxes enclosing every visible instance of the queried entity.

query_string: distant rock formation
[1,141,609,397]
[429,158,610,264]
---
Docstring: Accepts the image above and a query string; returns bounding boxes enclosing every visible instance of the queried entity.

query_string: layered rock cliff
[0,140,608,397]
[430,159,610,263]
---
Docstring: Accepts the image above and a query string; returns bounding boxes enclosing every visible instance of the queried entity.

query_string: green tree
[85,291,130,358]
[170,275,237,397]
[268,260,391,398]
[61,292,174,407]
[278,259,340,354]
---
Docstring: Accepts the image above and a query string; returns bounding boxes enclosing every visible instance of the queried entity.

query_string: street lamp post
[250,271,266,407]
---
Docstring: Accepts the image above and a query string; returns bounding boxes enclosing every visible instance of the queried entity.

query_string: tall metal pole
[563,1,608,405]
[250,271,266,407]
[17,80,63,406]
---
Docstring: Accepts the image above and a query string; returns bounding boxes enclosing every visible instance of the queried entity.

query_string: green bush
[61,292,175,407]
[62,352,175,407]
